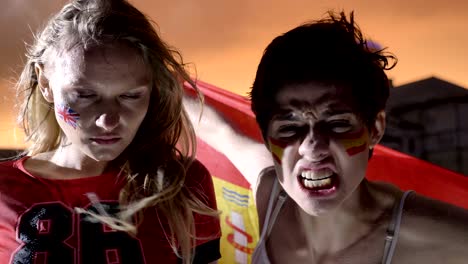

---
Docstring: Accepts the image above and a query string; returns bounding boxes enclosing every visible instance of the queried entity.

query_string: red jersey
[0,157,221,264]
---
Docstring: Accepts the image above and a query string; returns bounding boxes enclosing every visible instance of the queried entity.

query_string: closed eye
[327,120,352,133]
[120,93,143,99]
[76,92,96,99]
[276,125,306,139]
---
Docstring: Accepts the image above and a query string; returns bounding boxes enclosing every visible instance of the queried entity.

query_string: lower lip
[297,174,339,197]
[91,138,121,145]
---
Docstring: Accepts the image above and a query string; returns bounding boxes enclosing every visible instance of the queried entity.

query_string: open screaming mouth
[299,169,335,190]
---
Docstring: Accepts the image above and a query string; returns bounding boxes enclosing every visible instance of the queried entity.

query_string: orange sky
[1,0,467,149]
[132,0,468,93]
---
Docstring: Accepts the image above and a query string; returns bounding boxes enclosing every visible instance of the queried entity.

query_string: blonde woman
[0,0,220,263]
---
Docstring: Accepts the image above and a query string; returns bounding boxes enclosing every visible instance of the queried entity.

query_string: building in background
[381,77,468,175]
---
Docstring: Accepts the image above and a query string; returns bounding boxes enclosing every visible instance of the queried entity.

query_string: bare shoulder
[254,166,277,228]
[397,192,468,262]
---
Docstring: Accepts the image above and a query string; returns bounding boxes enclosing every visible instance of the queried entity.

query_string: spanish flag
[184,80,468,264]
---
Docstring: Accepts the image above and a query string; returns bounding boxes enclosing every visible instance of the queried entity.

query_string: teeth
[300,169,334,189]
[302,177,332,188]
[301,169,333,180]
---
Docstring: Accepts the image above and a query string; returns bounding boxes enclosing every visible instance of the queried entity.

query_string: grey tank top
[251,177,413,264]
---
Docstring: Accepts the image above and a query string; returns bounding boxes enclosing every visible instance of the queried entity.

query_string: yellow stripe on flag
[212,177,259,264]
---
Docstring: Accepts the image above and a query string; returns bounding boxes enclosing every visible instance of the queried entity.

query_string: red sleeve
[186,159,221,246]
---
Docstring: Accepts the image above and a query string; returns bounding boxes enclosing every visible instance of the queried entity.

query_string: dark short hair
[250,11,396,140]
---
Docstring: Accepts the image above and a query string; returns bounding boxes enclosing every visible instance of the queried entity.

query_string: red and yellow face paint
[336,128,368,156]
[268,137,288,164]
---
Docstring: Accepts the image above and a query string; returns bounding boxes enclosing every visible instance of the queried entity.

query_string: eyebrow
[67,80,151,91]
[273,101,353,121]
[322,107,354,117]
[125,85,151,92]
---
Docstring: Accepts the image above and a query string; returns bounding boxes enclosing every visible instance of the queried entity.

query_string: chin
[290,187,344,215]
[84,143,129,162]
[89,154,119,162]
[85,149,124,162]
[298,200,339,216]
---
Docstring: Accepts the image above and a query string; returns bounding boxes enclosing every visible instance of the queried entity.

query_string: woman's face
[267,82,384,216]
[38,42,151,162]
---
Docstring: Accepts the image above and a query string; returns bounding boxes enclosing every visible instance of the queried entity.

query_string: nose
[298,129,329,161]
[95,111,120,131]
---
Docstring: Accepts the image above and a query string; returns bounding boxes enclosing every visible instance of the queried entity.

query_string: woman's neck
[26,146,110,179]
[294,180,394,256]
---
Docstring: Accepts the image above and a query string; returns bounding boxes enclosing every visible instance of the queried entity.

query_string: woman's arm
[183,96,273,189]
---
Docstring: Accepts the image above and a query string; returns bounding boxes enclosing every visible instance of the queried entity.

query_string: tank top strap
[381,190,414,264]
[258,177,288,243]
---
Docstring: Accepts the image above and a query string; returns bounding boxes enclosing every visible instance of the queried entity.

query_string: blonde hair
[16,0,217,262]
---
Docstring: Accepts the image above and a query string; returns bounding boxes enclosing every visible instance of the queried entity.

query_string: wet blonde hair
[16,0,217,262]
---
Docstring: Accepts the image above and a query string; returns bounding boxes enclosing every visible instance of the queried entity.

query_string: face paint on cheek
[337,128,368,156]
[56,104,80,129]
[268,137,288,164]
